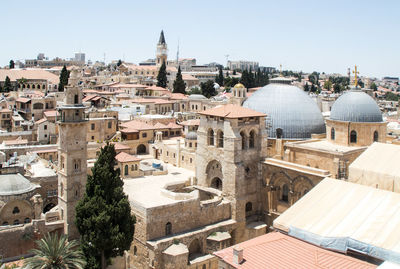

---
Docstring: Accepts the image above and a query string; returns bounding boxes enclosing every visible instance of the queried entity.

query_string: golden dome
[233,83,245,88]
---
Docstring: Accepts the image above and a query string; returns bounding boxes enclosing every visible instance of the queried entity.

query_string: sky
[2,0,399,78]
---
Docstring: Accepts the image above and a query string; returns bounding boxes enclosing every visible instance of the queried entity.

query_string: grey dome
[243,83,325,139]
[188,94,207,100]
[185,131,197,140]
[0,173,38,196]
[330,90,382,122]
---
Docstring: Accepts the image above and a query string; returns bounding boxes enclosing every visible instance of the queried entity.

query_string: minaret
[156,30,168,66]
[57,69,87,240]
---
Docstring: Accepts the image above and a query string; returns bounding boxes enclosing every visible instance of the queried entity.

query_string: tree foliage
[58,65,70,92]
[117,59,122,67]
[385,92,399,101]
[3,76,12,92]
[9,60,15,69]
[224,76,240,88]
[200,80,217,98]
[239,68,269,88]
[187,87,201,95]
[215,66,224,86]
[370,82,378,91]
[23,233,86,269]
[76,143,135,269]
[173,66,186,94]
[156,61,168,88]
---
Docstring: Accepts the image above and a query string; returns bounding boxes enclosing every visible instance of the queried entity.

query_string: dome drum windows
[331,127,335,140]
[373,131,379,142]
[350,130,357,143]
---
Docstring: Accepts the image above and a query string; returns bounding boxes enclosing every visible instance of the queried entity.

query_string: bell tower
[57,69,87,240]
[156,30,168,66]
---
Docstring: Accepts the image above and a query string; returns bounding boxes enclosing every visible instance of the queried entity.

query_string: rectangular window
[108,122,112,128]
[44,125,47,130]
[142,132,147,138]
[91,123,95,130]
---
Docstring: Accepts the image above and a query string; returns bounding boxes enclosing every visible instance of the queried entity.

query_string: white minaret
[57,69,87,240]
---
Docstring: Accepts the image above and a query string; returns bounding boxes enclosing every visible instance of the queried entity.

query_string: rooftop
[198,104,266,119]
[214,232,376,269]
[115,152,141,163]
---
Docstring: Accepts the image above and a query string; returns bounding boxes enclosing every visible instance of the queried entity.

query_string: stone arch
[137,144,146,154]
[269,171,293,203]
[292,175,315,202]
[0,200,33,225]
[43,203,56,213]
[206,160,223,188]
[211,177,222,190]
[188,238,202,261]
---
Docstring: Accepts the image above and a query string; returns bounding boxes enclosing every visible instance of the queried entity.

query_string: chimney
[233,246,244,264]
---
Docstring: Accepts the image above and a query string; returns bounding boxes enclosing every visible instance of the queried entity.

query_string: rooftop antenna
[225,54,229,66]
[103,53,106,64]
[280,64,282,76]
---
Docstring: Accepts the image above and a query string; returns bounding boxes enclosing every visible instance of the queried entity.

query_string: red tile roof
[153,122,168,129]
[43,110,59,118]
[120,120,154,131]
[35,118,48,125]
[214,232,376,269]
[115,152,141,163]
[198,104,266,118]
[0,108,12,113]
[111,142,130,150]
[166,122,183,129]
[179,119,200,126]
[16,97,31,103]
[4,139,28,146]
[145,85,169,91]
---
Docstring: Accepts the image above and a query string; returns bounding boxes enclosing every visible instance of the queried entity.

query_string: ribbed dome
[185,131,197,140]
[243,83,325,139]
[0,173,38,196]
[330,90,382,122]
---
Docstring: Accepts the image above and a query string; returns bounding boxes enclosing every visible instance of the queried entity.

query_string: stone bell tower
[57,69,87,240]
[156,30,168,67]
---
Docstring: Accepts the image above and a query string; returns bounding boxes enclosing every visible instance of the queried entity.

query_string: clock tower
[156,30,168,66]
[57,69,87,239]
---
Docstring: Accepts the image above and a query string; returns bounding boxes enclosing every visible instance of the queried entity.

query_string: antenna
[103,53,106,64]
[176,38,180,66]
[225,54,229,64]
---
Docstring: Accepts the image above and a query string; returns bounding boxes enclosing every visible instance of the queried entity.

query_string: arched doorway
[137,144,146,154]
[211,177,222,190]
[43,203,56,213]
[188,239,202,261]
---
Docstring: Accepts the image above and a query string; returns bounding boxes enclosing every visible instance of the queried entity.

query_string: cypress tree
[3,76,12,92]
[215,66,224,86]
[173,66,186,94]
[9,60,15,69]
[156,61,168,88]
[76,143,135,269]
[200,80,217,98]
[58,65,70,92]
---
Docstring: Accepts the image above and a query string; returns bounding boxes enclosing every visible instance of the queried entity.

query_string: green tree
[117,59,122,67]
[323,80,332,90]
[58,65,70,92]
[215,66,224,86]
[23,233,86,269]
[173,66,186,94]
[304,83,310,92]
[187,87,202,95]
[333,83,341,93]
[200,80,217,98]
[370,82,378,91]
[156,61,168,88]
[385,92,399,101]
[76,143,135,269]
[9,60,15,69]
[3,76,12,92]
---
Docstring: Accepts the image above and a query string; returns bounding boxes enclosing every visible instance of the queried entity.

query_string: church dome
[243,83,325,139]
[330,90,382,122]
[233,83,245,88]
[0,173,38,196]
[185,131,197,140]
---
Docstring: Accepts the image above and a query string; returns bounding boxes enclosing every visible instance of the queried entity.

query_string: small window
[108,122,112,129]
[142,132,147,138]
[124,165,128,176]
[12,207,20,214]
[165,222,172,235]
[91,136,94,140]
[24,218,30,224]
[373,131,379,142]
[282,184,289,202]
[217,131,224,148]
[44,125,47,130]
[13,219,19,225]
[2,222,8,226]
[331,127,335,140]
[249,130,255,148]
[276,128,283,139]
[74,94,79,104]
[208,129,214,146]
[245,202,252,212]
[350,130,357,143]
[91,123,95,130]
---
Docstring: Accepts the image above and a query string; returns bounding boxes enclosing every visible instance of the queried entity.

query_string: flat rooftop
[123,163,195,209]
[287,139,365,153]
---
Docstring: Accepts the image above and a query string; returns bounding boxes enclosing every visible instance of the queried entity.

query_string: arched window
[12,207,20,214]
[208,129,214,146]
[249,130,255,148]
[217,131,224,148]
[2,222,8,226]
[373,131,379,142]
[245,202,252,212]
[331,127,335,140]
[24,218,30,224]
[276,128,283,139]
[124,165,129,176]
[32,84,35,89]
[282,184,289,202]
[240,131,246,150]
[37,85,41,89]
[350,130,357,143]
[211,177,222,190]
[74,94,79,104]
[165,222,172,235]
[13,219,19,225]
[134,246,137,255]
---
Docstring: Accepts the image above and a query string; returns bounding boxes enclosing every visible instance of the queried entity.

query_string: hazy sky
[2,0,399,78]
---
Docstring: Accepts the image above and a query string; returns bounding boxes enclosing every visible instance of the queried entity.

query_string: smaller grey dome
[330,90,383,122]
[0,173,38,196]
[188,94,207,100]
[185,131,197,140]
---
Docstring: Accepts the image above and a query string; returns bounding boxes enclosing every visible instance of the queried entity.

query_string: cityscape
[1,1,400,269]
